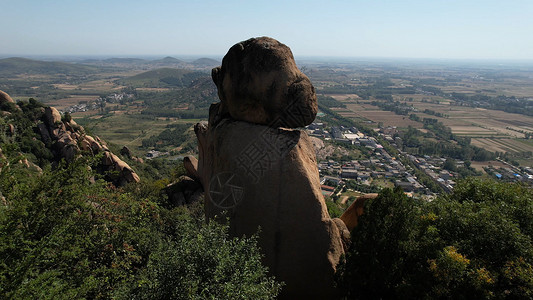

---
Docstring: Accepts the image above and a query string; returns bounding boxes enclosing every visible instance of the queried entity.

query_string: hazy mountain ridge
[0,56,220,78]
[78,56,220,70]
[0,57,102,76]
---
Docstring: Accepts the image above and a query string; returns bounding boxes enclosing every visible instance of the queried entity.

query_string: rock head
[211,37,317,128]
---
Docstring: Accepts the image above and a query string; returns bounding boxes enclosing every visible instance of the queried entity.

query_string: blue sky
[2,0,532,59]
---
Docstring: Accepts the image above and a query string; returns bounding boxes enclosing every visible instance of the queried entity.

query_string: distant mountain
[0,57,100,76]
[152,56,184,64]
[79,57,148,64]
[104,58,147,64]
[76,56,219,70]
[78,57,149,68]
[191,58,220,68]
[117,68,208,88]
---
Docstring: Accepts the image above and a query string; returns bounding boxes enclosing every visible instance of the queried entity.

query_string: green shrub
[116,219,282,300]
[0,154,282,299]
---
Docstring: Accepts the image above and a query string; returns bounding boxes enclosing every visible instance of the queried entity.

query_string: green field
[76,112,199,157]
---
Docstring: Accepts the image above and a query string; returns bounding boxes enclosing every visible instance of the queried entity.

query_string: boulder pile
[0,90,140,186]
[40,106,140,186]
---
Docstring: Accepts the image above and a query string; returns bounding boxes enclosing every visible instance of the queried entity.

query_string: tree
[337,179,533,299]
[336,188,432,299]
[443,158,457,172]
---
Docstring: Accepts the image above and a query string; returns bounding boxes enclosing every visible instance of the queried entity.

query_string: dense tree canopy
[0,154,282,299]
[337,179,533,299]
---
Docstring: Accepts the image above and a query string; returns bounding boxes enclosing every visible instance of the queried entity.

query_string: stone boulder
[165,175,204,207]
[132,157,144,164]
[64,119,81,133]
[101,151,140,185]
[332,217,351,253]
[120,146,132,159]
[211,37,317,128]
[37,123,52,145]
[44,107,62,128]
[183,155,202,184]
[80,135,104,153]
[6,124,15,136]
[94,136,109,151]
[340,193,379,231]
[56,130,78,162]
[119,145,144,164]
[193,118,344,299]
[0,90,15,105]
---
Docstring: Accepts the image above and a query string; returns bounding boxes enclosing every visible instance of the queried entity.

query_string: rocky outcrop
[44,107,62,127]
[120,145,144,164]
[186,37,344,298]
[121,146,132,158]
[39,108,140,185]
[6,123,15,136]
[0,91,141,187]
[41,107,80,163]
[101,151,140,186]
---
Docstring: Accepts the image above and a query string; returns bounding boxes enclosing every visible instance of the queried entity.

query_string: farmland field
[471,138,533,154]
[330,94,533,143]
[333,99,424,128]
[75,113,198,156]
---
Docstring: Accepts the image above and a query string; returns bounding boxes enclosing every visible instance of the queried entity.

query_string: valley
[2,56,533,197]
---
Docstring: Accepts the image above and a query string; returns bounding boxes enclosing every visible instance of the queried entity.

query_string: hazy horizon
[2,0,532,60]
[2,54,533,68]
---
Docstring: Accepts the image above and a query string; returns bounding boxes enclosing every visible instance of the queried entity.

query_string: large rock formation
[41,106,140,185]
[187,37,345,298]
[45,107,139,185]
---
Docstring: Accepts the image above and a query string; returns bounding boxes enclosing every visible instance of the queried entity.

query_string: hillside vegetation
[116,68,207,88]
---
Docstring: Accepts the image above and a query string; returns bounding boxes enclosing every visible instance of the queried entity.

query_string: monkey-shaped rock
[187,37,345,299]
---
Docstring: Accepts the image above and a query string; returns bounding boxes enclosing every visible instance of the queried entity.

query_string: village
[310,121,533,201]
[61,92,135,114]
